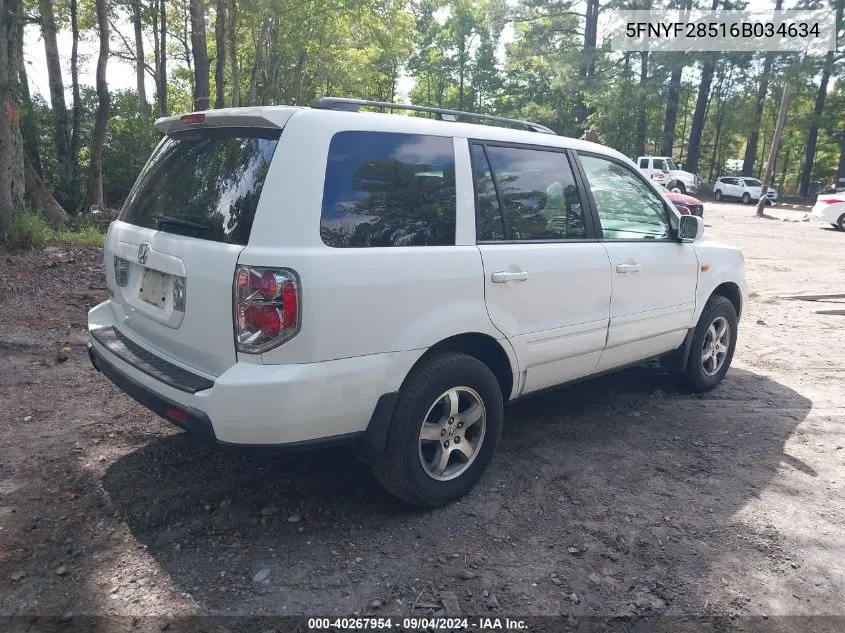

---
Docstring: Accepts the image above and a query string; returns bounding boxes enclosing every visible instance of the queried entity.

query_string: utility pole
[756,84,791,217]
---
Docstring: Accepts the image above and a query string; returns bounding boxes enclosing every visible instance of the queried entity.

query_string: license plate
[139,268,169,309]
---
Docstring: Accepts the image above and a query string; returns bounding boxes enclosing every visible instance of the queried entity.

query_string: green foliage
[4,211,104,249]
[6,211,50,249]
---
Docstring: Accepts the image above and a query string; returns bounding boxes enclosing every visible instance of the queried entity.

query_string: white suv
[714,176,778,204]
[88,98,747,508]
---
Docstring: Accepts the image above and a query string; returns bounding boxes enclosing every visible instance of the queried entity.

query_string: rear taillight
[233,266,300,353]
[113,256,129,287]
[173,277,186,312]
[823,199,844,204]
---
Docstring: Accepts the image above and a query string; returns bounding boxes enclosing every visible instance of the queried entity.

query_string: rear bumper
[88,343,216,443]
[812,204,842,224]
[88,301,415,447]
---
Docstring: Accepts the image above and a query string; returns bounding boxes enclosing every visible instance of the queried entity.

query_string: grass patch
[5,211,105,249]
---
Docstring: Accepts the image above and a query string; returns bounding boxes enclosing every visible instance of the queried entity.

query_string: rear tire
[372,352,504,508]
[676,296,738,393]
[714,190,723,201]
[837,214,845,231]
[742,192,751,204]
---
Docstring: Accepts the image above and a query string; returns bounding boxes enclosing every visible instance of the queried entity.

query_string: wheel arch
[407,332,516,402]
[710,282,743,319]
[356,332,517,465]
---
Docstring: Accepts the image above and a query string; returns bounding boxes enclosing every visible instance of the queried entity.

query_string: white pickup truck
[637,156,699,194]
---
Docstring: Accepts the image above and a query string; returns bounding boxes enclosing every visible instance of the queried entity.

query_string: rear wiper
[152,214,212,233]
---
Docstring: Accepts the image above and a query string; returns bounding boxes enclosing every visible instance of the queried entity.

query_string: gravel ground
[1,202,843,627]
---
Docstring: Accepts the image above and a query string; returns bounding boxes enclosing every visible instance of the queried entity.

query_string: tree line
[0,0,843,234]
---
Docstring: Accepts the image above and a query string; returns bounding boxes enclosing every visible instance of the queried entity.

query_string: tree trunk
[214,0,226,108]
[741,0,782,177]
[17,32,40,176]
[797,55,832,197]
[0,0,26,234]
[70,0,81,181]
[684,0,721,174]
[742,54,774,176]
[837,125,845,191]
[158,0,168,116]
[132,0,149,119]
[227,0,239,106]
[660,64,682,157]
[576,0,599,127]
[190,0,210,110]
[38,0,73,207]
[635,51,648,156]
[24,157,70,225]
[756,85,790,217]
[90,0,110,209]
[247,16,270,106]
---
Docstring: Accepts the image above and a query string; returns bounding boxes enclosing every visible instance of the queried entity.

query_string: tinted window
[579,154,670,240]
[654,159,668,171]
[743,178,762,187]
[638,158,648,168]
[471,144,505,241]
[480,145,587,241]
[320,132,456,248]
[120,129,280,245]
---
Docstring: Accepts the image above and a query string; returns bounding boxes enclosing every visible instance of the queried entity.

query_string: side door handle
[491,270,529,283]
[616,263,642,274]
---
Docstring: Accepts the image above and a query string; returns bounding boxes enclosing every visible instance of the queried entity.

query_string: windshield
[743,178,763,187]
[120,128,281,245]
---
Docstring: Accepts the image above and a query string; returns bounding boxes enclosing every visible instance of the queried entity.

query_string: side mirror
[678,215,704,242]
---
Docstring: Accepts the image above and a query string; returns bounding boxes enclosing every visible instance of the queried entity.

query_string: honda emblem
[138,242,151,265]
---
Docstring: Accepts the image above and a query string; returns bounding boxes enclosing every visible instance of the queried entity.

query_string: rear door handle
[616,263,642,274]
[491,270,529,283]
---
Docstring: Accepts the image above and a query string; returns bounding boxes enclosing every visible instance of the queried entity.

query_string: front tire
[837,214,845,231]
[677,296,738,393]
[714,190,723,201]
[372,352,504,508]
[742,192,751,204]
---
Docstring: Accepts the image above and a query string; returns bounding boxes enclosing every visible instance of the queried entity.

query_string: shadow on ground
[102,364,812,616]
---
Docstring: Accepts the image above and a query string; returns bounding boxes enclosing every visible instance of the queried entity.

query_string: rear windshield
[119,128,281,245]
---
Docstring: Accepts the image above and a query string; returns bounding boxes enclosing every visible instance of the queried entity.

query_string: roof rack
[314,97,556,135]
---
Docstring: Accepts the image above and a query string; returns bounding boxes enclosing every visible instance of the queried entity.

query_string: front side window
[474,145,587,241]
[579,154,671,240]
[654,159,669,171]
[320,132,456,248]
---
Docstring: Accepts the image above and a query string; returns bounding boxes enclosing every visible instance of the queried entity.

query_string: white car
[637,156,699,194]
[714,176,778,204]
[812,193,845,230]
[88,98,747,507]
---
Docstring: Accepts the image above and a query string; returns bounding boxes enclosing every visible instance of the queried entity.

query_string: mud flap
[660,327,696,372]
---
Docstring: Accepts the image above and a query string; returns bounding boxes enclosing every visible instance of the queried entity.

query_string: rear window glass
[119,129,280,245]
[320,131,456,248]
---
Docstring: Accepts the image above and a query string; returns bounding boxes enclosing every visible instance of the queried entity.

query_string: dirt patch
[1,207,843,623]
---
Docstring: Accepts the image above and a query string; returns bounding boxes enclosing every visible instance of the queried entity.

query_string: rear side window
[120,129,280,245]
[638,158,648,168]
[472,144,587,241]
[320,132,456,248]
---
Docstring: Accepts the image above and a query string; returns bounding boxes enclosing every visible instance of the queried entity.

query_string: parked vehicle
[88,98,747,508]
[664,190,704,217]
[637,156,699,194]
[811,193,845,230]
[714,177,777,204]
